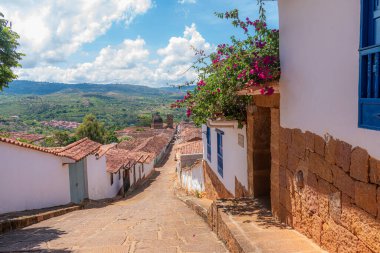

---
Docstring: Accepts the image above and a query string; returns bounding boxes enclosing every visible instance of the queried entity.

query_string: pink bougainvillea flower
[249,69,255,75]
[217,88,221,93]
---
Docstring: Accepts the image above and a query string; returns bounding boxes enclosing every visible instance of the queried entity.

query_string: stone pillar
[270,108,281,219]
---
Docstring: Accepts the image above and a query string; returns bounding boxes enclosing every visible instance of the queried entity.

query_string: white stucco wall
[278,0,380,159]
[87,155,123,200]
[142,161,154,178]
[202,124,248,196]
[0,142,71,214]
[181,165,204,192]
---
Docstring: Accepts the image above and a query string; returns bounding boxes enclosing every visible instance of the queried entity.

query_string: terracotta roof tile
[105,148,152,173]
[176,127,202,144]
[97,143,117,157]
[175,140,203,155]
[54,138,102,161]
[1,132,45,142]
[0,136,62,156]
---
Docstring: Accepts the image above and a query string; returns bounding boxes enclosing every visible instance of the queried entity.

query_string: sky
[1,0,278,87]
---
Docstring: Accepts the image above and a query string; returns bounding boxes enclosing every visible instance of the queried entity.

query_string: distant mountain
[159,85,196,93]
[4,80,181,96]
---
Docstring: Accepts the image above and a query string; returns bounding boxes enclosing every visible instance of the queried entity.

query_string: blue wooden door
[372,0,380,44]
[69,159,88,204]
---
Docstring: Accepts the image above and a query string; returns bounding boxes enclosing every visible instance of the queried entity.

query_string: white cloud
[178,0,196,4]
[0,0,152,67]
[16,23,212,87]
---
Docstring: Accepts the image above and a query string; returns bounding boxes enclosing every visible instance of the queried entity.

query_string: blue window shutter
[206,127,211,161]
[216,130,224,177]
[359,0,380,130]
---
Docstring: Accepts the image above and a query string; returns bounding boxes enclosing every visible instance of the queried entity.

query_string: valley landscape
[0,80,188,135]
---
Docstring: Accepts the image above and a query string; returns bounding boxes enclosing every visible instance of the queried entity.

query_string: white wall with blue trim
[202,123,248,196]
[278,0,380,158]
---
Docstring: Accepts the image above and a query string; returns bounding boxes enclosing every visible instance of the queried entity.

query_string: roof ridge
[56,137,89,153]
[0,136,61,156]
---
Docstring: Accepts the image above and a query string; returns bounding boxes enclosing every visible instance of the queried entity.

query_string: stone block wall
[271,108,380,252]
[203,160,233,200]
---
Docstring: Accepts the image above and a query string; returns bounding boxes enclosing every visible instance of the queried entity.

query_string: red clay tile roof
[53,138,102,161]
[0,136,101,161]
[105,148,151,173]
[97,143,117,157]
[0,136,63,156]
[178,128,202,144]
[1,132,45,142]
[132,133,171,156]
[175,140,203,155]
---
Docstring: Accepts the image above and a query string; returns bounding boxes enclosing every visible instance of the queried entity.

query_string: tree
[76,114,106,143]
[0,13,23,90]
[44,131,78,147]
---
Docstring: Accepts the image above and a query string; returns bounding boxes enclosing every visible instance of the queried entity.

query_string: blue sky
[1,0,278,87]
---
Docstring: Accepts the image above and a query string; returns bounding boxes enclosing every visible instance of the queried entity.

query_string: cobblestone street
[0,148,228,253]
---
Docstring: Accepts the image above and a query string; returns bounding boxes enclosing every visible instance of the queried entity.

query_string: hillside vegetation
[0,80,186,134]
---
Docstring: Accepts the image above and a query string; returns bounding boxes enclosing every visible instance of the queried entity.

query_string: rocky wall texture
[203,160,233,200]
[271,111,380,252]
[235,177,249,198]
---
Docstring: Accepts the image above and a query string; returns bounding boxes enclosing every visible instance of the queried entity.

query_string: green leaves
[0,13,24,91]
[174,5,280,126]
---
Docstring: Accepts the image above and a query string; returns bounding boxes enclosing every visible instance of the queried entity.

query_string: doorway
[69,159,88,204]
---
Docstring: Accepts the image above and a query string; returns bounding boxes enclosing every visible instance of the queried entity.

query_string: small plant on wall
[172,0,280,126]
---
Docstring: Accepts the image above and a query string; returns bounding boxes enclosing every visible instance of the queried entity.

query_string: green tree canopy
[0,13,23,90]
[76,114,106,143]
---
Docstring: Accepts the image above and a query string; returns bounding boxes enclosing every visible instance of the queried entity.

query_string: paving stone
[0,146,227,253]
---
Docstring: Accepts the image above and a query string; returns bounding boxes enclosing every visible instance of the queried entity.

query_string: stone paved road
[0,147,228,253]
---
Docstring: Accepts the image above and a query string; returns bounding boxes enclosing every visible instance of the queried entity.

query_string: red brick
[325,138,337,165]
[314,134,326,157]
[305,131,315,152]
[335,140,352,172]
[369,157,380,185]
[355,181,377,217]
[309,152,333,183]
[291,129,306,159]
[350,147,369,183]
[331,165,355,198]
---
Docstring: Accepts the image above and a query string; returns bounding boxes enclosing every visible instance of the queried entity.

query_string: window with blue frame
[359,0,380,130]
[216,130,224,177]
[206,127,211,161]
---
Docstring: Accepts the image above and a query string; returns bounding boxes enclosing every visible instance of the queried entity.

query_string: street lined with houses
[0,146,227,252]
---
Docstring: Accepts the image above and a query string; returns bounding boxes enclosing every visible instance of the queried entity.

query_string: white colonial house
[202,120,248,199]
[0,137,101,214]
[175,140,203,192]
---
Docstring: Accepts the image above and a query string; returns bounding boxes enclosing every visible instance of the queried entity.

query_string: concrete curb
[175,194,209,224]
[0,205,81,234]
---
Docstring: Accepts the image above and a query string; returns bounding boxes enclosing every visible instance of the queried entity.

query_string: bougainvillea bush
[172,3,280,126]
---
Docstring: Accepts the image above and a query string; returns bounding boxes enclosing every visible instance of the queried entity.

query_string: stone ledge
[210,198,326,253]
[0,205,81,234]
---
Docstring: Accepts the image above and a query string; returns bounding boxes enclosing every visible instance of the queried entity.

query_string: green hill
[0,80,186,134]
